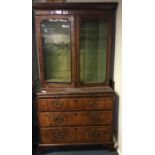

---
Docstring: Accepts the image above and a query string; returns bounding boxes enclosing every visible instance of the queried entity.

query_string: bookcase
[33,2,117,151]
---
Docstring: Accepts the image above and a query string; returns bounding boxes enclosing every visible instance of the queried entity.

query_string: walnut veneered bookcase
[33,1,118,152]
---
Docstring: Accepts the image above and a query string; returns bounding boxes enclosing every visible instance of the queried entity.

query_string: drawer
[40,127,76,144]
[38,97,113,111]
[39,111,112,127]
[40,126,112,144]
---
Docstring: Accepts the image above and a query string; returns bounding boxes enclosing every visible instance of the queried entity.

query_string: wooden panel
[40,126,112,144]
[38,97,113,111]
[32,2,118,10]
[39,111,112,127]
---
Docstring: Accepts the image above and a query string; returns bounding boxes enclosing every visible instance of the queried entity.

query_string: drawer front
[40,126,112,144]
[38,97,113,111]
[77,126,112,143]
[40,127,76,144]
[39,111,112,127]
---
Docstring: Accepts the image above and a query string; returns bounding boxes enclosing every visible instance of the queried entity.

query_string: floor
[33,146,118,155]
[40,150,118,155]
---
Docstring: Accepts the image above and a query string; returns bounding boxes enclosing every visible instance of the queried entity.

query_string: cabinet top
[32,2,118,10]
[37,86,115,96]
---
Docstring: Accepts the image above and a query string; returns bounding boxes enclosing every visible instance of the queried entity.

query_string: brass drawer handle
[54,131,65,139]
[88,131,101,138]
[88,112,99,121]
[90,115,98,121]
[53,101,63,108]
[89,101,97,106]
[53,115,64,123]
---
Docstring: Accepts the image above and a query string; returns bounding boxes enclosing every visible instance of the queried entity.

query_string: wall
[113,1,122,155]
[67,0,122,154]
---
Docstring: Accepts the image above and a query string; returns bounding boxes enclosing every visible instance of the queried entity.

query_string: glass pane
[40,19,71,83]
[79,17,108,84]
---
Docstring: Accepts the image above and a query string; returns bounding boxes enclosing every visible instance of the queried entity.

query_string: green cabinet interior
[40,17,108,84]
[41,19,71,83]
[79,17,108,84]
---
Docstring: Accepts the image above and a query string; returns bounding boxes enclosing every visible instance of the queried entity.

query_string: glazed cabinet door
[77,15,112,87]
[35,15,75,88]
